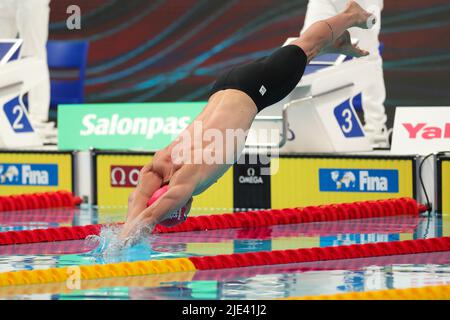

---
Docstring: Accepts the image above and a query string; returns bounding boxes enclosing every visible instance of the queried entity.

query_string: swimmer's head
[147,185,193,227]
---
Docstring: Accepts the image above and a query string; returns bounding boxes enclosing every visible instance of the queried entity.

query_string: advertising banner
[437,155,450,236]
[270,155,416,209]
[392,106,450,155]
[93,151,233,215]
[94,152,416,217]
[58,102,205,151]
[0,151,74,195]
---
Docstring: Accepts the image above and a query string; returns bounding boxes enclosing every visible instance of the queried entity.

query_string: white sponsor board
[391,107,450,155]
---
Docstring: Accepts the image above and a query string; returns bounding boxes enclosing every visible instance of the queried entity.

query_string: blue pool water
[0,207,449,300]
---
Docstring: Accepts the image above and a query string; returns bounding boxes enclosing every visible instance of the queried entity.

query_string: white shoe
[36,128,57,138]
[30,118,58,144]
[33,121,55,130]
[365,124,391,149]
[30,117,55,130]
[43,136,58,145]
[38,132,58,145]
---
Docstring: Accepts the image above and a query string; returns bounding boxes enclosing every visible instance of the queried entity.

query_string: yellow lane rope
[0,271,195,297]
[283,284,450,300]
[0,258,196,287]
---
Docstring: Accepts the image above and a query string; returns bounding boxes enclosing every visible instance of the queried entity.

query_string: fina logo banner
[319,168,399,193]
[0,163,58,186]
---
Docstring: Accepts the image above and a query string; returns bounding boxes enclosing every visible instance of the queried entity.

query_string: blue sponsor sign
[234,240,272,254]
[320,234,400,247]
[319,169,399,193]
[3,97,33,133]
[334,99,364,138]
[0,164,58,186]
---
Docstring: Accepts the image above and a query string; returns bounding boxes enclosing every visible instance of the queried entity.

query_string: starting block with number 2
[0,40,44,148]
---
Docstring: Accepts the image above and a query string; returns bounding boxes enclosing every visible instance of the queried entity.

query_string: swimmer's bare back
[168,89,258,191]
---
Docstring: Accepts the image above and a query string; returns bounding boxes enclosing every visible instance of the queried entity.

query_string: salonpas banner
[58,102,205,150]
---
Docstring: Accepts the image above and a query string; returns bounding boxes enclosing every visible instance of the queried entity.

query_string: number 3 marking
[12,105,24,130]
[341,108,353,134]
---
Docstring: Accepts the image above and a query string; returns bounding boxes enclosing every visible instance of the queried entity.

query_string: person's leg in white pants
[301,0,389,147]
[0,1,19,39]
[16,0,51,123]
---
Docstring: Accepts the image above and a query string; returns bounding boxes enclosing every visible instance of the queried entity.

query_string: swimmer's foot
[329,30,369,57]
[345,0,376,29]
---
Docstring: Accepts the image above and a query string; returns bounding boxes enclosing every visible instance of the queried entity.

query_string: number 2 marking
[12,105,24,130]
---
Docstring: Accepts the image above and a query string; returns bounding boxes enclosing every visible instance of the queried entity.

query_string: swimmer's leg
[292,0,375,62]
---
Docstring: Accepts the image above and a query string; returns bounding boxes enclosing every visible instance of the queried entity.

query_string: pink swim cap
[147,185,191,227]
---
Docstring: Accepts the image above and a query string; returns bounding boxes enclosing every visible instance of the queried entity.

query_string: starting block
[246,37,376,153]
[0,39,44,148]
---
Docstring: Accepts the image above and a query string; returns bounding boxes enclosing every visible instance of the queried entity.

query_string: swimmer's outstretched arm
[120,165,199,241]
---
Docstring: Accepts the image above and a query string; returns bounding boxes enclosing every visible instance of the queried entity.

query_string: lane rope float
[0,236,449,287]
[0,191,82,212]
[284,284,450,300]
[0,258,195,287]
[0,197,425,246]
[0,215,420,255]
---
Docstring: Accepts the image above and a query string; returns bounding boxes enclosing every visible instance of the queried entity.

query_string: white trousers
[0,0,51,122]
[301,0,387,133]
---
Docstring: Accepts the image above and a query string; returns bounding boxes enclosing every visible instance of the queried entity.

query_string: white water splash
[85,223,156,257]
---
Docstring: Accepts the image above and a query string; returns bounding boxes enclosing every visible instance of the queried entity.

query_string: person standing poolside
[0,0,53,135]
[301,0,388,147]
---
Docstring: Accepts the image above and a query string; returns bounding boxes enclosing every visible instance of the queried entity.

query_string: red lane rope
[191,251,450,281]
[0,216,419,250]
[233,215,419,240]
[154,197,423,233]
[188,237,450,270]
[289,251,450,273]
[0,210,77,224]
[0,191,82,212]
[0,225,102,246]
[0,197,425,246]
[155,216,420,243]
[0,239,92,255]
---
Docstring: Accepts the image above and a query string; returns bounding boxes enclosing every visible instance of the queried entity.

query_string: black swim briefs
[210,45,307,112]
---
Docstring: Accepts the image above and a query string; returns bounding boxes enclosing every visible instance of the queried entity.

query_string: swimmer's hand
[121,164,198,244]
[126,163,163,223]
[120,221,156,248]
[86,225,132,255]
